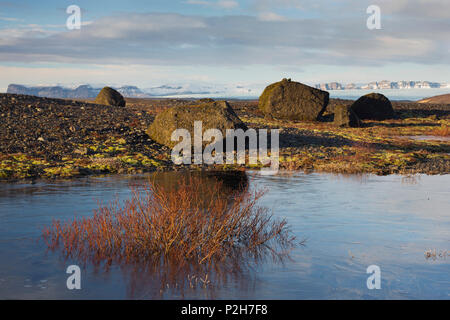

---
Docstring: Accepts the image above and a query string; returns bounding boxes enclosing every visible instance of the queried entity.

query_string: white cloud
[185,0,239,9]
[251,0,304,12]
[375,36,435,57]
[0,2,449,68]
[379,0,450,19]
[258,12,287,21]
[0,16,22,22]
[81,14,206,39]
[217,0,239,9]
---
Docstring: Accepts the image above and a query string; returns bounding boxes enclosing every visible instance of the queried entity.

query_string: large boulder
[147,101,248,148]
[351,93,394,120]
[94,87,126,107]
[333,105,362,128]
[258,78,329,121]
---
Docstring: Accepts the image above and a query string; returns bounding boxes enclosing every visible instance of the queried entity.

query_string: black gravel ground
[1,93,449,180]
[0,93,158,159]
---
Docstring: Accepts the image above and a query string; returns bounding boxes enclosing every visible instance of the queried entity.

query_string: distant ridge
[9,82,449,100]
[418,93,450,104]
[6,83,258,98]
[6,84,150,99]
[315,80,449,91]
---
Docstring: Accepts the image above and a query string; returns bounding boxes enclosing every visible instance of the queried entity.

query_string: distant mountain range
[6,83,258,99]
[315,81,450,91]
[145,84,221,97]
[7,80,450,100]
[6,84,150,99]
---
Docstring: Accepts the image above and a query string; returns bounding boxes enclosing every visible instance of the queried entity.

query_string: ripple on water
[0,171,449,299]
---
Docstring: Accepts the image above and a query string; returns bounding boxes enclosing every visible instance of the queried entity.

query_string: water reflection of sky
[250,173,450,299]
[0,172,449,299]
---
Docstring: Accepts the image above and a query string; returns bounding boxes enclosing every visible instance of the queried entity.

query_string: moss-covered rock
[333,105,362,127]
[94,87,126,107]
[258,78,329,121]
[147,101,248,148]
[351,93,394,120]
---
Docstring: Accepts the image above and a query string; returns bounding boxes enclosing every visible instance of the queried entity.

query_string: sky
[0,0,449,92]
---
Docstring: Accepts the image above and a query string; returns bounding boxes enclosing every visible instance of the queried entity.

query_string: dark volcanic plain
[0,93,449,180]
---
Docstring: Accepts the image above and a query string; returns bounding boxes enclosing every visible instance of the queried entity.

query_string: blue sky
[0,0,242,23]
[0,0,449,92]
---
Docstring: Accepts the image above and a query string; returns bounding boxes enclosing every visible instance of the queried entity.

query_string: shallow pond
[0,172,449,299]
[398,135,450,142]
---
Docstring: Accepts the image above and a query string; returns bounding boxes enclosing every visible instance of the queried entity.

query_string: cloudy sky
[0,0,449,92]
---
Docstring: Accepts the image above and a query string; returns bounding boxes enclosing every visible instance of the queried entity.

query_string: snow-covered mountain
[315,81,448,90]
[6,83,262,99]
[144,83,260,98]
[8,80,448,100]
[6,84,100,99]
[361,81,443,90]
[116,86,150,98]
[7,84,151,98]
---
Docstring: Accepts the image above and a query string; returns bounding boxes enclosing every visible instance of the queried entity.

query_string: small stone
[333,105,363,128]
[74,148,87,155]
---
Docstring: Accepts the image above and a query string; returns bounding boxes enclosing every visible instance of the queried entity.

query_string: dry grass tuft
[42,176,296,294]
[333,141,377,166]
[431,125,449,137]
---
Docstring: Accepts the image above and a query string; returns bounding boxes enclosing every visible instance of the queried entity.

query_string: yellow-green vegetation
[2,115,449,180]
[244,113,449,175]
[0,135,169,180]
[1,95,448,181]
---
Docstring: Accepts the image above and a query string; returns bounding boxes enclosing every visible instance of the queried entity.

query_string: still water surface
[0,172,448,299]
